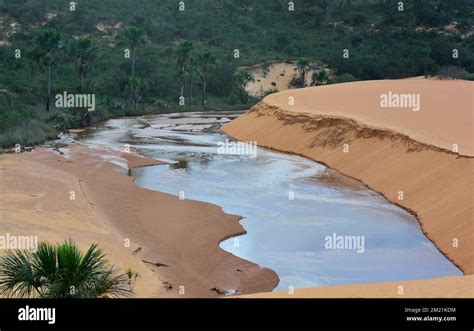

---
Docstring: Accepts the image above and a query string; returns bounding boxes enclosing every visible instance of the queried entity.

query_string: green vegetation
[290,58,310,87]
[0,0,473,147]
[311,69,329,86]
[0,240,133,298]
[462,72,474,81]
[330,73,360,84]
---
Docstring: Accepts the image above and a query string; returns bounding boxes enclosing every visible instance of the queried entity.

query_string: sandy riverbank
[0,143,278,297]
[239,275,474,298]
[223,77,473,297]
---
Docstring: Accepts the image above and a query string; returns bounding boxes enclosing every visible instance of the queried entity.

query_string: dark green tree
[176,41,194,100]
[70,38,97,93]
[234,70,254,104]
[122,26,146,79]
[32,28,62,112]
[127,77,148,112]
[196,52,217,108]
[297,58,310,86]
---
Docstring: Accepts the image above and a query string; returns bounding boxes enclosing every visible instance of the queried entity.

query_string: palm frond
[0,240,135,298]
[0,249,43,298]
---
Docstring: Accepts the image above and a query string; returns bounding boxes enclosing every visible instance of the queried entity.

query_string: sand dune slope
[264,78,473,155]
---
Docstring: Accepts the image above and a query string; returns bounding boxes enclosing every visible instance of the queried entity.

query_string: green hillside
[0,0,473,147]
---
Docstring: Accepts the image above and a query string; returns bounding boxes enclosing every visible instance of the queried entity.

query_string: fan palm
[297,58,310,86]
[122,26,146,79]
[0,240,132,298]
[196,52,217,108]
[176,41,194,99]
[32,28,62,112]
[71,38,98,93]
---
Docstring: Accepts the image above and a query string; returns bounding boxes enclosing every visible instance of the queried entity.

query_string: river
[80,111,461,291]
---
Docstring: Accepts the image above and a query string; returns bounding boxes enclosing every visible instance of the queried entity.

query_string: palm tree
[176,41,194,99]
[71,38,97,93]
[0,240,132,298]
[122,26,146,79]
[32,28,62,112]
[121,27,146,111]
[188,57,196,106]
[297,58,310,87]
[196,52,217,108]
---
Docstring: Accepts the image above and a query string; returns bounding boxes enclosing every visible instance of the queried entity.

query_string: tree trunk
[80,71,85,94]
[189,78,193,107]
[132,48,136,79]
[131,49,136,111]
[46,63,51,112]
[202,80,207,109]
[82,109,91,127]
[180,65,186,98]
[133,83,137,112]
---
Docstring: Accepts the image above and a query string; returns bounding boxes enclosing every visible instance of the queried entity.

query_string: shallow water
[80,112,461,291]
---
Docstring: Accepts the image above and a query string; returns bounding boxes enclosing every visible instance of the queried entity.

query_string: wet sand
[239,274,474,298]
[0,144,278,297]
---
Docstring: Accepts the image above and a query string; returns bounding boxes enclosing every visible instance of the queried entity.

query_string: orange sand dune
[223,78,474,282]
[265,78,473,155]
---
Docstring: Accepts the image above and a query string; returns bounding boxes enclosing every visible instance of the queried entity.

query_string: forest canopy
[0,0,473,147]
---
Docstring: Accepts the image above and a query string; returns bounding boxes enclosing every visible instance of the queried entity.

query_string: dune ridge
[263,78,473,156]
[258,104,471,158]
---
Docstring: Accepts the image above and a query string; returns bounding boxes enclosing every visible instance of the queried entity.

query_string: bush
[264,87,279,96]
[331,73,359,84]
[0,119,57,148]
[438,66,468,80]
[461,72,474,81]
